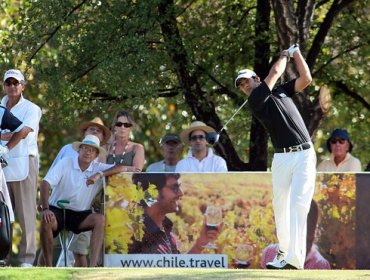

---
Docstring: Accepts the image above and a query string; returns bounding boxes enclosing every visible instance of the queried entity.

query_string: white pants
[271,144,316,269]
[0,167,14,222]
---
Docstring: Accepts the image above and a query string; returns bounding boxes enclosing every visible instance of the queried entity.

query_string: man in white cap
[39,116,111,267]
[1,69,42,267]
[175,121,227,172]
[39,135,126,267]
[234,44,316,269]
[146,133,183,172]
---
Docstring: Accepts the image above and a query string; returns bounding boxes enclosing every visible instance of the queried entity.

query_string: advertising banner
[104,172,369,269]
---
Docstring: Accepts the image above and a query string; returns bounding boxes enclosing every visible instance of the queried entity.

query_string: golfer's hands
[288,43,300,57]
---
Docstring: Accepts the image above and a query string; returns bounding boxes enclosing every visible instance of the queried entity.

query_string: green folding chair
[55,199,75,267]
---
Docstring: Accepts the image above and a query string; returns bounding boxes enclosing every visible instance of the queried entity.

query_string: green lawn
[0,268,370,280]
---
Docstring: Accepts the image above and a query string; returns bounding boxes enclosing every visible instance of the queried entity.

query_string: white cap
[234,69,256,87]
[3,69,25,82]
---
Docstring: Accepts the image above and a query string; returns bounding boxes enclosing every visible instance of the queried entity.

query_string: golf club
[206,98,249,145]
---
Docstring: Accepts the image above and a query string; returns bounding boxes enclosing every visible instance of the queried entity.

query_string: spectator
[317,129,362,172]
[1,69,42,267]
[39,135,126,267]
[261,200,331,269]
[146,133,183,172]
[128,173,222,254]
[42,116,111,267]
[105,110,144,172]
[175,121,228,172]
[50,117,111,169]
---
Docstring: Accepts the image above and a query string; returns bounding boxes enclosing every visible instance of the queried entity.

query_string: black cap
[159,133,181,145]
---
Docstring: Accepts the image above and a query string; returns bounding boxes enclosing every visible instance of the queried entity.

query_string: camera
[206,132,220,145]
[0,156,8,168]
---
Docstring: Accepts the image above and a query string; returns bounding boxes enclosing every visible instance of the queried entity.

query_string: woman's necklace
[112,141,129,164]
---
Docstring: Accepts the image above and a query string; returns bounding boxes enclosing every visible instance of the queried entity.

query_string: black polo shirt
[248,80,311,149]
[128,214,180,254]
[0,105,23,132]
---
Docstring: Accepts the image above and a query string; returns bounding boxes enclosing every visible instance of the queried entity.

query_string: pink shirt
[260,244,331,269]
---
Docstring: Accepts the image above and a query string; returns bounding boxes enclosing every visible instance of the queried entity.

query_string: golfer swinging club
[235,44,316,269]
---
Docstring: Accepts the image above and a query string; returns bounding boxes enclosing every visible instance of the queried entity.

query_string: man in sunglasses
[37,116,111,267]
[235,44,316,269]
[128,173,222,254]
[1,69,42,267]
[317,128,362,172]
[175,121,227,172]
[40,135,127,267]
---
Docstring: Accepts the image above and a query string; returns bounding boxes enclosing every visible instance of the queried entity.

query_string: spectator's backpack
[0,191,11,259]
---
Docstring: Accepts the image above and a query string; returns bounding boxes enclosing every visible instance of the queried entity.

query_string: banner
[105,254,227,268]
[104,172,369,269]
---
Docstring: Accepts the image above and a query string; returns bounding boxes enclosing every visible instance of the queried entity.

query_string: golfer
[235,44,316,269]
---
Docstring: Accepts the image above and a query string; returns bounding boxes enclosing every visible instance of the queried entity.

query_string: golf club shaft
[219,98,249,133]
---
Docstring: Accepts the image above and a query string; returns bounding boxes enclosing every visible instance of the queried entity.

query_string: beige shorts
[69,231,92,255]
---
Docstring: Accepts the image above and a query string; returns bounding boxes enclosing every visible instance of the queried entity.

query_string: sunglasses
[115,122,133,128]
[190,134,206,141]
[330,138,346,145]
[4,80,20,86]
[80,145,98,154]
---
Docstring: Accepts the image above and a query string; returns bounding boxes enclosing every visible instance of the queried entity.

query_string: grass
[1,268,370,280]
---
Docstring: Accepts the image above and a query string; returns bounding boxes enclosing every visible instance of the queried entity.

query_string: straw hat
[72,135,106,156]
[180,121,215,145]
[79,117,111,144]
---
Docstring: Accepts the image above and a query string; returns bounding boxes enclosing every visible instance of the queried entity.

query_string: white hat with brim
[3,69,25,82]
[180,121,215,145]
[72,134,106,156]
[234,69,257,87]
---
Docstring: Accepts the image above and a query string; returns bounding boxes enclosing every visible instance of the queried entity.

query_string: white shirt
[317,153,362,172]
[146,160,177,172]
[1,94,42,157]
[50,143,77,169]
[44,156,113,211]
[175,148,228,172]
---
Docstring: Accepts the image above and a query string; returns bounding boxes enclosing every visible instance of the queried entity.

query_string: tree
[1,0,368,173]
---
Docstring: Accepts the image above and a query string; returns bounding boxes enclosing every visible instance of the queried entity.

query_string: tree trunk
[157,0,251,171]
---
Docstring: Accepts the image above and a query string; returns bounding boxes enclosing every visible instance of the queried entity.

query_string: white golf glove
[0,145,9,156]
[0,145,9,167]
[288,43,300,57]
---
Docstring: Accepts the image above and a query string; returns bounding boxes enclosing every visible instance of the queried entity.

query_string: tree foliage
[0,0,369,172]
